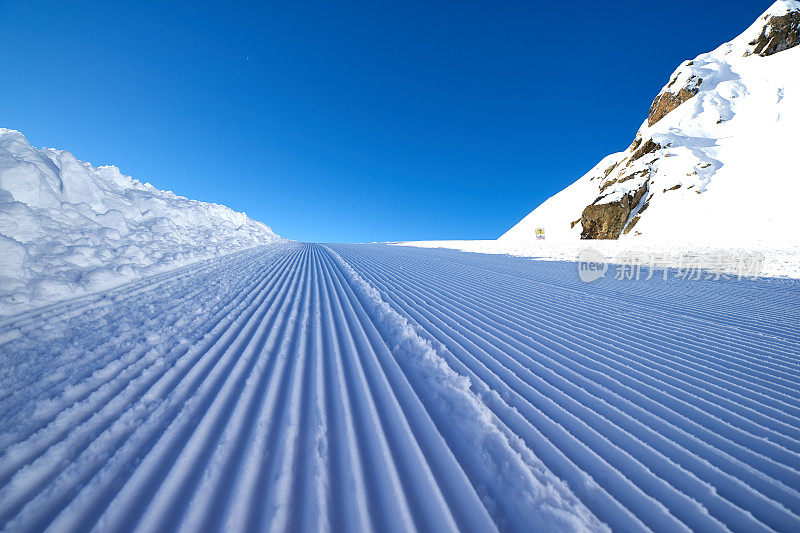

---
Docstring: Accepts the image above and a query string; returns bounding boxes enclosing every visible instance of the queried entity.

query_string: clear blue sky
[0,1,773,243]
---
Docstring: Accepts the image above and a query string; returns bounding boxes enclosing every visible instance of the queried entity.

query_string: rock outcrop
[631,138,661,163]
[747,10,800,56]
[647,76,702,127]
[580,181,649,239]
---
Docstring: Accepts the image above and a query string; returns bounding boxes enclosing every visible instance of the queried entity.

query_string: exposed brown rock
[599,178,617,193]
[623,216,641,234]
[747,11,800,57]
[647,77,702,127]
[580,203,629,240]
[663,184,681,192]
[618,169,649,185]
[631,139,660,162]
[600,166,649,193]
[603,162,619,179]
[580,181,649,239]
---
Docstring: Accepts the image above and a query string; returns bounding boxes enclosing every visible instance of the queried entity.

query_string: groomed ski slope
[1,243,799,532]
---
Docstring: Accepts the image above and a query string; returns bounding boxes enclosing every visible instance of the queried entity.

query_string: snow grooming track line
[86,244,311,533]
[0,243,603,532]
[363,261,800,521]
[0,244,306,532]
[0,245,294,450]
[333,249,682,531]
[1,242,798,532]
[0,245,291,405]
[315,247,492,532]
[340,247,800,477]
[323,245,607,532]
[337,251,784,530]
[329,243,800,532]
[0,246,291,429]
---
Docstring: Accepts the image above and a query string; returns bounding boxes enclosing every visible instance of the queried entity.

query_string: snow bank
[0,128,281,316]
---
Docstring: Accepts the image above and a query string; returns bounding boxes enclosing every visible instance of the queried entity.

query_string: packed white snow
[1,243,798,532]
[0,128,281,316]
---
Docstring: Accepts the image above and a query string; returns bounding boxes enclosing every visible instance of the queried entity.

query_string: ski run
[1,242,799,532]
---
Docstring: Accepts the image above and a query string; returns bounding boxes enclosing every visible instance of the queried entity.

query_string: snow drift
[501,0,800,246]
[0,128,280,315]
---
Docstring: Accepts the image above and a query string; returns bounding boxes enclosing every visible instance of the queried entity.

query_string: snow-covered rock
[501,0,800,246]
[0,128,281,315]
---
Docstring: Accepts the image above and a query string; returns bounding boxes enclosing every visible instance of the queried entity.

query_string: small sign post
[535,227,545,240]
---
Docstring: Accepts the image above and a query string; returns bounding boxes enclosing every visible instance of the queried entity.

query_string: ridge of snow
[0,129,282,316]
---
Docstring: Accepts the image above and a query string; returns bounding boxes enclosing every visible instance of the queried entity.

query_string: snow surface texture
[422,1,798,270]
[0,128,281,316]
[0,243,798,532]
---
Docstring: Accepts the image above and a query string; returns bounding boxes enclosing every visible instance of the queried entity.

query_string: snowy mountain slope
[1,243,798,531]
[0,128,281,315]
[501,0,800,245]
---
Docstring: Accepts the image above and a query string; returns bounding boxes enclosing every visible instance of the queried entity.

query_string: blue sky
[0,1,773,242]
